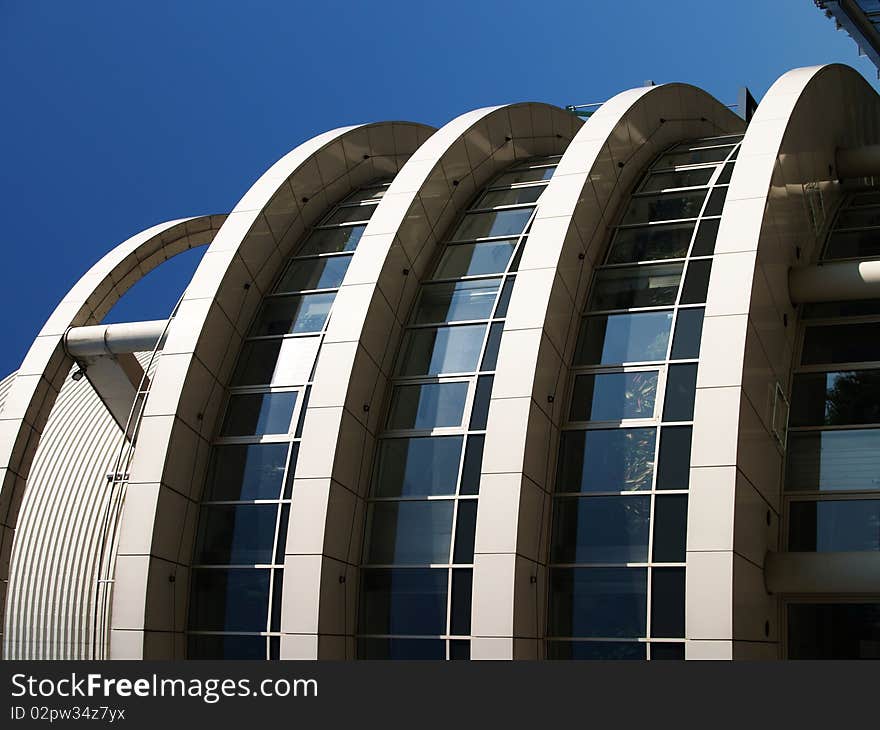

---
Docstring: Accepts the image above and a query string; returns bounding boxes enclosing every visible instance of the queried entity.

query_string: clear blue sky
[0,0,874,376]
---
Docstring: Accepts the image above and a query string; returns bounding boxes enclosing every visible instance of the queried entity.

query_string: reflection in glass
[569,372,658,422]
[232,336,319,386]
[551,495,650,563]
[662,363,697,422]
[323,203,377,225]
[397,325,485,376]
[451,209,532,240]
[195,504,278,564]
[374,436,463,497]
[367,501,454,564]
[387,382,468,430]
[203,443,289,501]
[790,370,880,426]
[802,323,880,365]
[606,222,695,264]
[691,218,720,256]
[789,499,880,551]
[574,311,673,365]
[548,567,647,637]
[276,256,350,292]
[414,280,500,324]
[490,167,555,186]
[249,293,334,336]
[639,167,714,192]
[621,190,708,225]
[189,569,270,632]
[786,430,880,491]
[654,146,733,168]
[434,240,517,278]
[589,264,682,311]
[557,428,656,492]
[475,186,543,207]
[220,392,297,437]
[299,225,365,255]
[359,568,448,635]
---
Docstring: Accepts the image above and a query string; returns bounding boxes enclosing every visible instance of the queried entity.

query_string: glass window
[459,435,485,495]
[434,240,517,278]
[480,323,503,371]
[650,567,685,637]
[344,185,387,203]
[493,278,514,318]
[468,375,493,430]
[702,187,727,216]
[397,325,485,376]
[606,222,695,264]
[323,203,377,225]
[374,436,463,497]
[387,382,468,430]
[203,443,289,501]
[802,324,880,365]
[249,293,334,336]
[449,569,472,635]
[299,225,364,255]
[366,501,455,565]
[789,499,880,552]
[836,206,880,229]
[662,364,697,422]
[220,391,297,437]
[547,641,645,660]
[691,218,719,256]
[654,146,733,168]
[451,209,532,241]
[569,371,658,422]
[188,635,267,660]
[194,504,278,564]
[453,501,478,564]
[491,167,555,186]
[656,426,692,490]
[548,567,647,638]
[716,162,734,185]
[232,336,320,386]
[358,638,446,660]
[824,229,880,259]
[670,308,704,360]
[788,603,880,659]
[574,311,673,365]
[275,255,350,292]
[551,495,650,563]
[449,640,470,660]
[652,495,688,562]
[557,428,656,493]
[475,186,543,207]
[358,568,448,635]
[786,430,880,491]
[588,264,683,311]
[680,260,712,304]
[790,370,880,427]
[621,190,708,225]
[638,167,714,192]
[651,643,685,660]
[188,568,270,632]
[413,280,500,324]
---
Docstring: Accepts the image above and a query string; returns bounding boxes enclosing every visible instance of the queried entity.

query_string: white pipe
[837,144,880,179]
[789,260,880,304]
[64,320,167,358]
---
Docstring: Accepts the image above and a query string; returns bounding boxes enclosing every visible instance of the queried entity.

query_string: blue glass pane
[569,372,658,422]
[299,225,365,255]
[548,567,647,638]
[670,308,704,360]
[221,391,297,436]
[651,567,685,637]
[789,499,880,552]
[359,568,448,635]
[375,436,463,497]
[575,311,673,365]
[357,638,446,660]
[187,635,266,659]
[414,280,500,324]
[435,240,517,278]
[276,255,351,292]
[662,363,697,422]
[551,496,650,563]
[398,325,485,376]
[547,641,645,660]
[250,293,334,335]
[449,569,472,635]
[387,382,468,430]
[786,430,880,491]
[452,209,532,240]
[188,569,270,632]
[656,426,691,490]
[195,504,278,564]
[203,443,289,501]
[366,501,454,564]
[652,495,688,562]
[557,428,655,493]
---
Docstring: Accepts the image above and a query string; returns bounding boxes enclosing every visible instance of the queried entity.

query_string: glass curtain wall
[786,190,880,659]
[357,157,560,660]
[187,182,390,659]
[547,135,744,660]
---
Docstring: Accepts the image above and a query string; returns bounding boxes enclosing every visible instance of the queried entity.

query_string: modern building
[816,1,880,74]
[3,62,880,661]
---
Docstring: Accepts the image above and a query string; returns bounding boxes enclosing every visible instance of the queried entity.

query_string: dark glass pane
[656,427,692,490]
[195,504,278,564]
[188,568,270,632]
[654,146,733,168]
[269,636,280,660]
[789,499,880,552]
[398,325,485,376]
[232,336,319,387]
[187,635,266,660]
[270,569,283,632]
[652,495,688,562]
[548,567,647,638]
[343,185,387,203]
[650,567,685,637]
[358,568,448,635]
[491,167,554,186]
[453,501,478,564]
[323,203,377,224]
[450,569,472,635]
[387,382,468,430]
[435,240,517,278]
[691,218,720,256]
[606,222,695,264]
[716,162,734,185]
[203,443,289,501]
[788,604,880,659]
[414,280,500,324]
[276,255,350,292]
[480,323,503,371]
[825,229,880,259]
[802,300,880,319]
[680,260,712,305]
[299,225,365,255]
[449,640,470,660]
[366,501,454,565]
[469,375,493,429]
[494,278,515,318]
[232,338,283,386]
[786,430,880,491]
[220,391,297,437]
[357,638,446,660]
[574,311,673,365]
[569,371,658,422]
[282,445,298,499]
[476,186,543,207]
[650,643,685,659]
[551,495,650,563]
[589,264,682,310]
[662,364,698,422]
[547,641,645,660]
[802,323,880,365]
[702,186,727,216]
[274,504,289,564]
[670,308,704,359]
[249,293,334,336]
[459,435,485,495]
[790,370,880,426]
[452,209,532,240]
[621,190,708,224]
[557,428,656,493]
[639,167,714,192]
[375,436,463,497]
